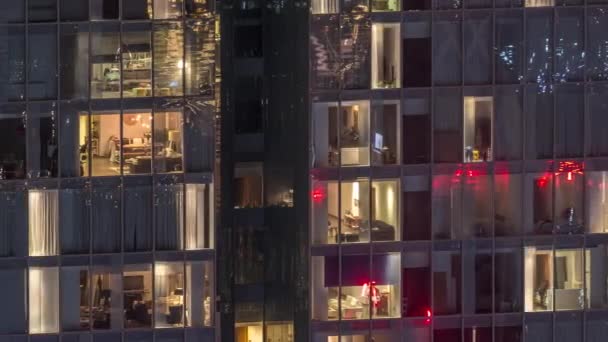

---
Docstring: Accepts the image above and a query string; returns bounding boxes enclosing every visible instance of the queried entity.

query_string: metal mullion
[429,6,436,342]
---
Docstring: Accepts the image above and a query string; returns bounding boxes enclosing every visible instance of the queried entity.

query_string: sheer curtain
[29,267,59,334]
[28,190,58,256]
[185,183,212,250]
[155,184,184,250]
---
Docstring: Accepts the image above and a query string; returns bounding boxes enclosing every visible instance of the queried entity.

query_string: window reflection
[154,0,183,19]
[154,22,184,97]
[185,261,214,327]
[122,24,152,98]
[91,24,121,99]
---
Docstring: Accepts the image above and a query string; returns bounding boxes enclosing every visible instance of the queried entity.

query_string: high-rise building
[0,1,219,342]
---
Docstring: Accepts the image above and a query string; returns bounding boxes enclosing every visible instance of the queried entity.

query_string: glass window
[433,13,461,85]
[91,23,121,99]
[185,19,216,96]
[494,86,522,161]
[371,179,399,242]
[28,0,57,22]
[313,101,339,168]
[555,84,583,159]
[90,111,120,176]
[28,189,59,256]
[154,110,183,173]
[372,0,400,11]
[340,101,370,166]
[554,162,584,234]
[92,262,122,330]
[155,183,183,251]
[122,23,152,98]
[0,1,25,23]
[28,25,57,100]
[0,266,26,334]
[586,237,608,309]
[0,187,27,257]
[123,0,152,20]
[61,266,90,331]
[91,179,121,253]
[495,316,522,342]
[122,110,153,174]
[185,0,214,18]
[29,267,59,334]
[0,26,25,101]
[185,183,214,250]
[312,0,339,13]
[341,14,371,90]
[234,162,263,208]
[155,262,185,328]
[587,312,608,342]
[60,24,90,100]
[371,23,400,89]
[343,0,369,13]
[464,316,492,342]
[525,85,553,160]
[27,102,58,178]
[554,248,585,311]
[555,9,584,82]
[587,84,608,157]
[312,253,336,321]
[339,179,370,243]
[0,103,26,178]
[463,96,493,163]
[154,22,184,97]
[587,8,608,81]
[495,172,522,236]
[433,317,460,342]
[463,241,492,314]
[371,253,401,319]
[463,12,492,85]
[403,248,431,317]
[587,172,608,234]
[60,0,89,21]
[124,178,153,252]
[524,246,554,311]
[525,0,554,6]
[495,241,523,312]
[403,176,430,241]
[186,261,214,327]
[60,180,91,254]
[59,101,88,177]
[432,174,461,240]
[433,88,461,163]
[91,0,119,20]
[433,244,461,315]
[524,314,552,341]
[524,171,554,235]
[154,0,183,19]
[495,10,523,84]
[403,18,431,88]
[311,15,340,90]
[311,179,335,245]
[526,10,553,84]
[556,313,583,342]
[184,98,214,172]
[403,94,430,164]
[124,264,152,329]
[371,101,398,165]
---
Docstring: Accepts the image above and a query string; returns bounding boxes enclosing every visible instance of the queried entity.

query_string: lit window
[372,23,401,89]
[153,22,184,97]
[372,101,399,165]
[587,172,608,234]
[185,183,214,250]
[154,110,184,173]
[371,180,400,242]
[122,24,152,98]
[29,267,59,334]
[90,23,120,99]
[463,96,493,163]
[340,101,370,166]
[154,0,183,19]
[185,261,214,327]
[311,0,339,14]
[28,189,58,256]
[234,162,263,208]
[372,0,400,11]
[525,0,554,6]
[91,265,122,330]
[339,179,370,243]
[155,262,185,328]
[123,264,152,329]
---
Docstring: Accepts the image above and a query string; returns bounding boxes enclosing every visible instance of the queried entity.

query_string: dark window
[60,24,89,100]
[0,103,26,179]
[463,12,492,85]
[28,25,57,100]
[525,85,553,160]
[60,0,89,21]
[0,26,25,101]
[587,84,608,157]
[123,0,151,20]
[433,88,462,163]
[28,0,57,22]
[91,0,119,20]
[403,19,431,88]
[403,250,430,316]
[0,0,25,23]
[235,25,262,58]
[495,10,523,84]
[433,13,461,85]
[555,84,583,159]
[60,181,91,254]
[27,102,58,178]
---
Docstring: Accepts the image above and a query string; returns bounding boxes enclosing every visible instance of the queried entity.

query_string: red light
[311,187,325,203]
[361,282,380,307]
[467,170,474,177]
[555,161,584,182]
[425,309,432,324]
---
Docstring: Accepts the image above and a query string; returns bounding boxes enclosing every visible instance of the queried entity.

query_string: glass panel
[124,180,153,252]
[28,0,57,22]
[525,0,555,7]
[403,95,430,164]
[524,314,552,341]
[371,253,401,319]
[28,189,59,256]
[60,24,90,100]
[587,84,608,157]
[91,181,121,253]
[434,318,461,342]
[0,26,25,101]
[27,102,58,177]
[339,254,371,320]
[554,249,584,311]
[433,245,462,315]
[463,241,492,314]
[154,22,184,97]
[372,0,400,11]
[433,174,461,240]
[312,254,336,320]
[0,267,26,333]
[340,179,370,243]
[341,14,371,90]
[28,25,57,100]
[0,189,27,257]
[403,176,430,241]
[90,112,120,176]
[524,246,554,311]
[403,249,431,317]
[524,172,554,235]
[154,110,183,173]
[526,10,553,85]
[555,84,583,159]
[61,266,90,331]
[60,0,89,21]
[371,101,398,165]
[587,312,608,342]
[185,19,215,96]
[494,86,522,160]
[586,239,608,309]
[495,10,523,84]
[554,162,584,234]
[433,13,462,85]
[185,261,214,327]
[154,0,183,19]
[555,9,584,82]
[371,23,400,89]
[91,0,119,20]
[340,101,370,167]
[234,162,263,208]
[0,1,25,23]
[155,183,184,250]
[433,88,462,163]
[495,173,522,236]
[91,24,121,99]
[123,0,152,20]
[311,179,335,245]
[313,102,339,168]
[403,18,431,87]
[59,101,88,177]
[495,243,522,312]
[60,184,91,254]
[463,12,491,85]
[183,98,214,172]
[155,262,185,328]
[185,183,213,250]
[310,15,340,90]
[122,24,152,98]
[525,85,553,160]
[122,110,153,175]
[0,103,26,178]
[371,179,399,242]
[124,264,152,329]
[587,8,608,81]
[29,267,60,334]
[587,172,608,234]
[343,0,369,13]
[92,264,122,330]
[463,96,493,163]
[185,0,214,18]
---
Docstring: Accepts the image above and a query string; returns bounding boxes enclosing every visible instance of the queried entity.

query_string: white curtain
[186,261,213,327]
[312,0,339,14]
[28,190,58,256]
[29,267,59,333]
[185,183,212,250]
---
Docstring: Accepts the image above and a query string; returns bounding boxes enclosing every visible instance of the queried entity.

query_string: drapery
[185,183,211,250]
[60,188,90,254]
[92,186,121,253]
[29,267,59,334]
[155,184,184,250]
[28,190,58,256]
[124,185,153,252]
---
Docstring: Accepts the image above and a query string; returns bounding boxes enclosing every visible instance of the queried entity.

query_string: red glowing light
[361,282,380,307]
[311,187,325,203]
[425,309,432,324]
[555,161,583,182]
[536,176,548,188]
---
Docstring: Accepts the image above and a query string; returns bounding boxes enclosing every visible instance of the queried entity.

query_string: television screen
[123,275,144,291]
